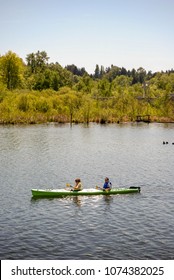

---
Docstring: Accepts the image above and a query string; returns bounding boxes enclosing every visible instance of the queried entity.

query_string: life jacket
[103,181,112,189]
[76,182,83,191]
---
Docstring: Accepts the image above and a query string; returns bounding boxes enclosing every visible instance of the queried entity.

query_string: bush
[18,95,29,112]
[35,98,50,113]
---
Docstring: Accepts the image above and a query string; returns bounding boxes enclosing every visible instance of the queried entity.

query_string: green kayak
[31,186,141,198]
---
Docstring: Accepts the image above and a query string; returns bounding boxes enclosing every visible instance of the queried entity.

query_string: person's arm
[74,182,82,190]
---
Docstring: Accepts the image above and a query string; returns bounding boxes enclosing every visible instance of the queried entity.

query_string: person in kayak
[95,177,112,191]
[103,177,112,191]
[71,178,83,191]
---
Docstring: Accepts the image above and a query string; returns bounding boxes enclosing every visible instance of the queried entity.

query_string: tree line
[0,50,174,124]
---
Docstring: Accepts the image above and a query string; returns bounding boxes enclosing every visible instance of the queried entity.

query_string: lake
[0,122,174,259]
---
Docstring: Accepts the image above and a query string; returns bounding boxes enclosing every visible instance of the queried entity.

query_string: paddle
[66,183,72,187]
[65,183,73,190]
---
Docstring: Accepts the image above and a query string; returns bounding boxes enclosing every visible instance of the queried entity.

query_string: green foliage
[26,51,49,74]
[0,51,24,90]
[0,50,174,124]
[98,79,112,97]
[18,95,29,112]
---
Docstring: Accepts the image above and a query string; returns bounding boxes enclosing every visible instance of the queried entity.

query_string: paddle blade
[66,183,73,188]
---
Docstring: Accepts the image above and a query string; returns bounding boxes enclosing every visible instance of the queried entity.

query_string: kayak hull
[31,187,140,198]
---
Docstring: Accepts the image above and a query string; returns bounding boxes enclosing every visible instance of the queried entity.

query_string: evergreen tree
[94,64,100,79]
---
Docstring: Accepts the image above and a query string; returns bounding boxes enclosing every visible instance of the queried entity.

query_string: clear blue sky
[1,0,174,73]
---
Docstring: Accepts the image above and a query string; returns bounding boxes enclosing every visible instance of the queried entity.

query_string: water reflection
[1,123,174,260]
[72,196,82,207]
[102,195,114,204]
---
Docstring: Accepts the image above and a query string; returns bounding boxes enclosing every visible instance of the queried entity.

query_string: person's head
[75,178,81,183]
[105,177,109,182]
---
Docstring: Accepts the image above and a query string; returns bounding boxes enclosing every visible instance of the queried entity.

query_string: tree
[0,51,24,90]
[62,91,79,124]
[26,51,49,74]
[94,64,100,79]
[100,65,105,78]
[98,78,112,97]
[137,67,146,84]
[112,75,132,89]
[104,65,121,82]
[65,64,87,76]
[74,74,93,93]
[81,95,93,124]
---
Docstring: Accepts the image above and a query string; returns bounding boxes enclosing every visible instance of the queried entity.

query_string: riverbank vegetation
[0,50,174,124]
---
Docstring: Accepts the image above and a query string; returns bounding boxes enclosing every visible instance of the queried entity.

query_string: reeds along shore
[0,88,174,125]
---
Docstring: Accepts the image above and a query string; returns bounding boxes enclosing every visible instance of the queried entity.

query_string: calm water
[0,123,174,260]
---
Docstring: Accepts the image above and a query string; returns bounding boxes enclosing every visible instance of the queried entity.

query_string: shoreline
[0,118,174,126]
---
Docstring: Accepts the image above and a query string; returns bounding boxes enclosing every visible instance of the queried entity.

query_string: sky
[1,0,174,74]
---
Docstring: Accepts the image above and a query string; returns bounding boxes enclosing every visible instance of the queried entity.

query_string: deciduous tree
[0,51,24,90]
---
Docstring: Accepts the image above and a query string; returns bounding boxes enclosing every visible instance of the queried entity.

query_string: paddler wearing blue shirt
[103,177,112,191]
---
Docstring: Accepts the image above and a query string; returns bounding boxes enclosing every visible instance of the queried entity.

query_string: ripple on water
[0,123,174,259]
